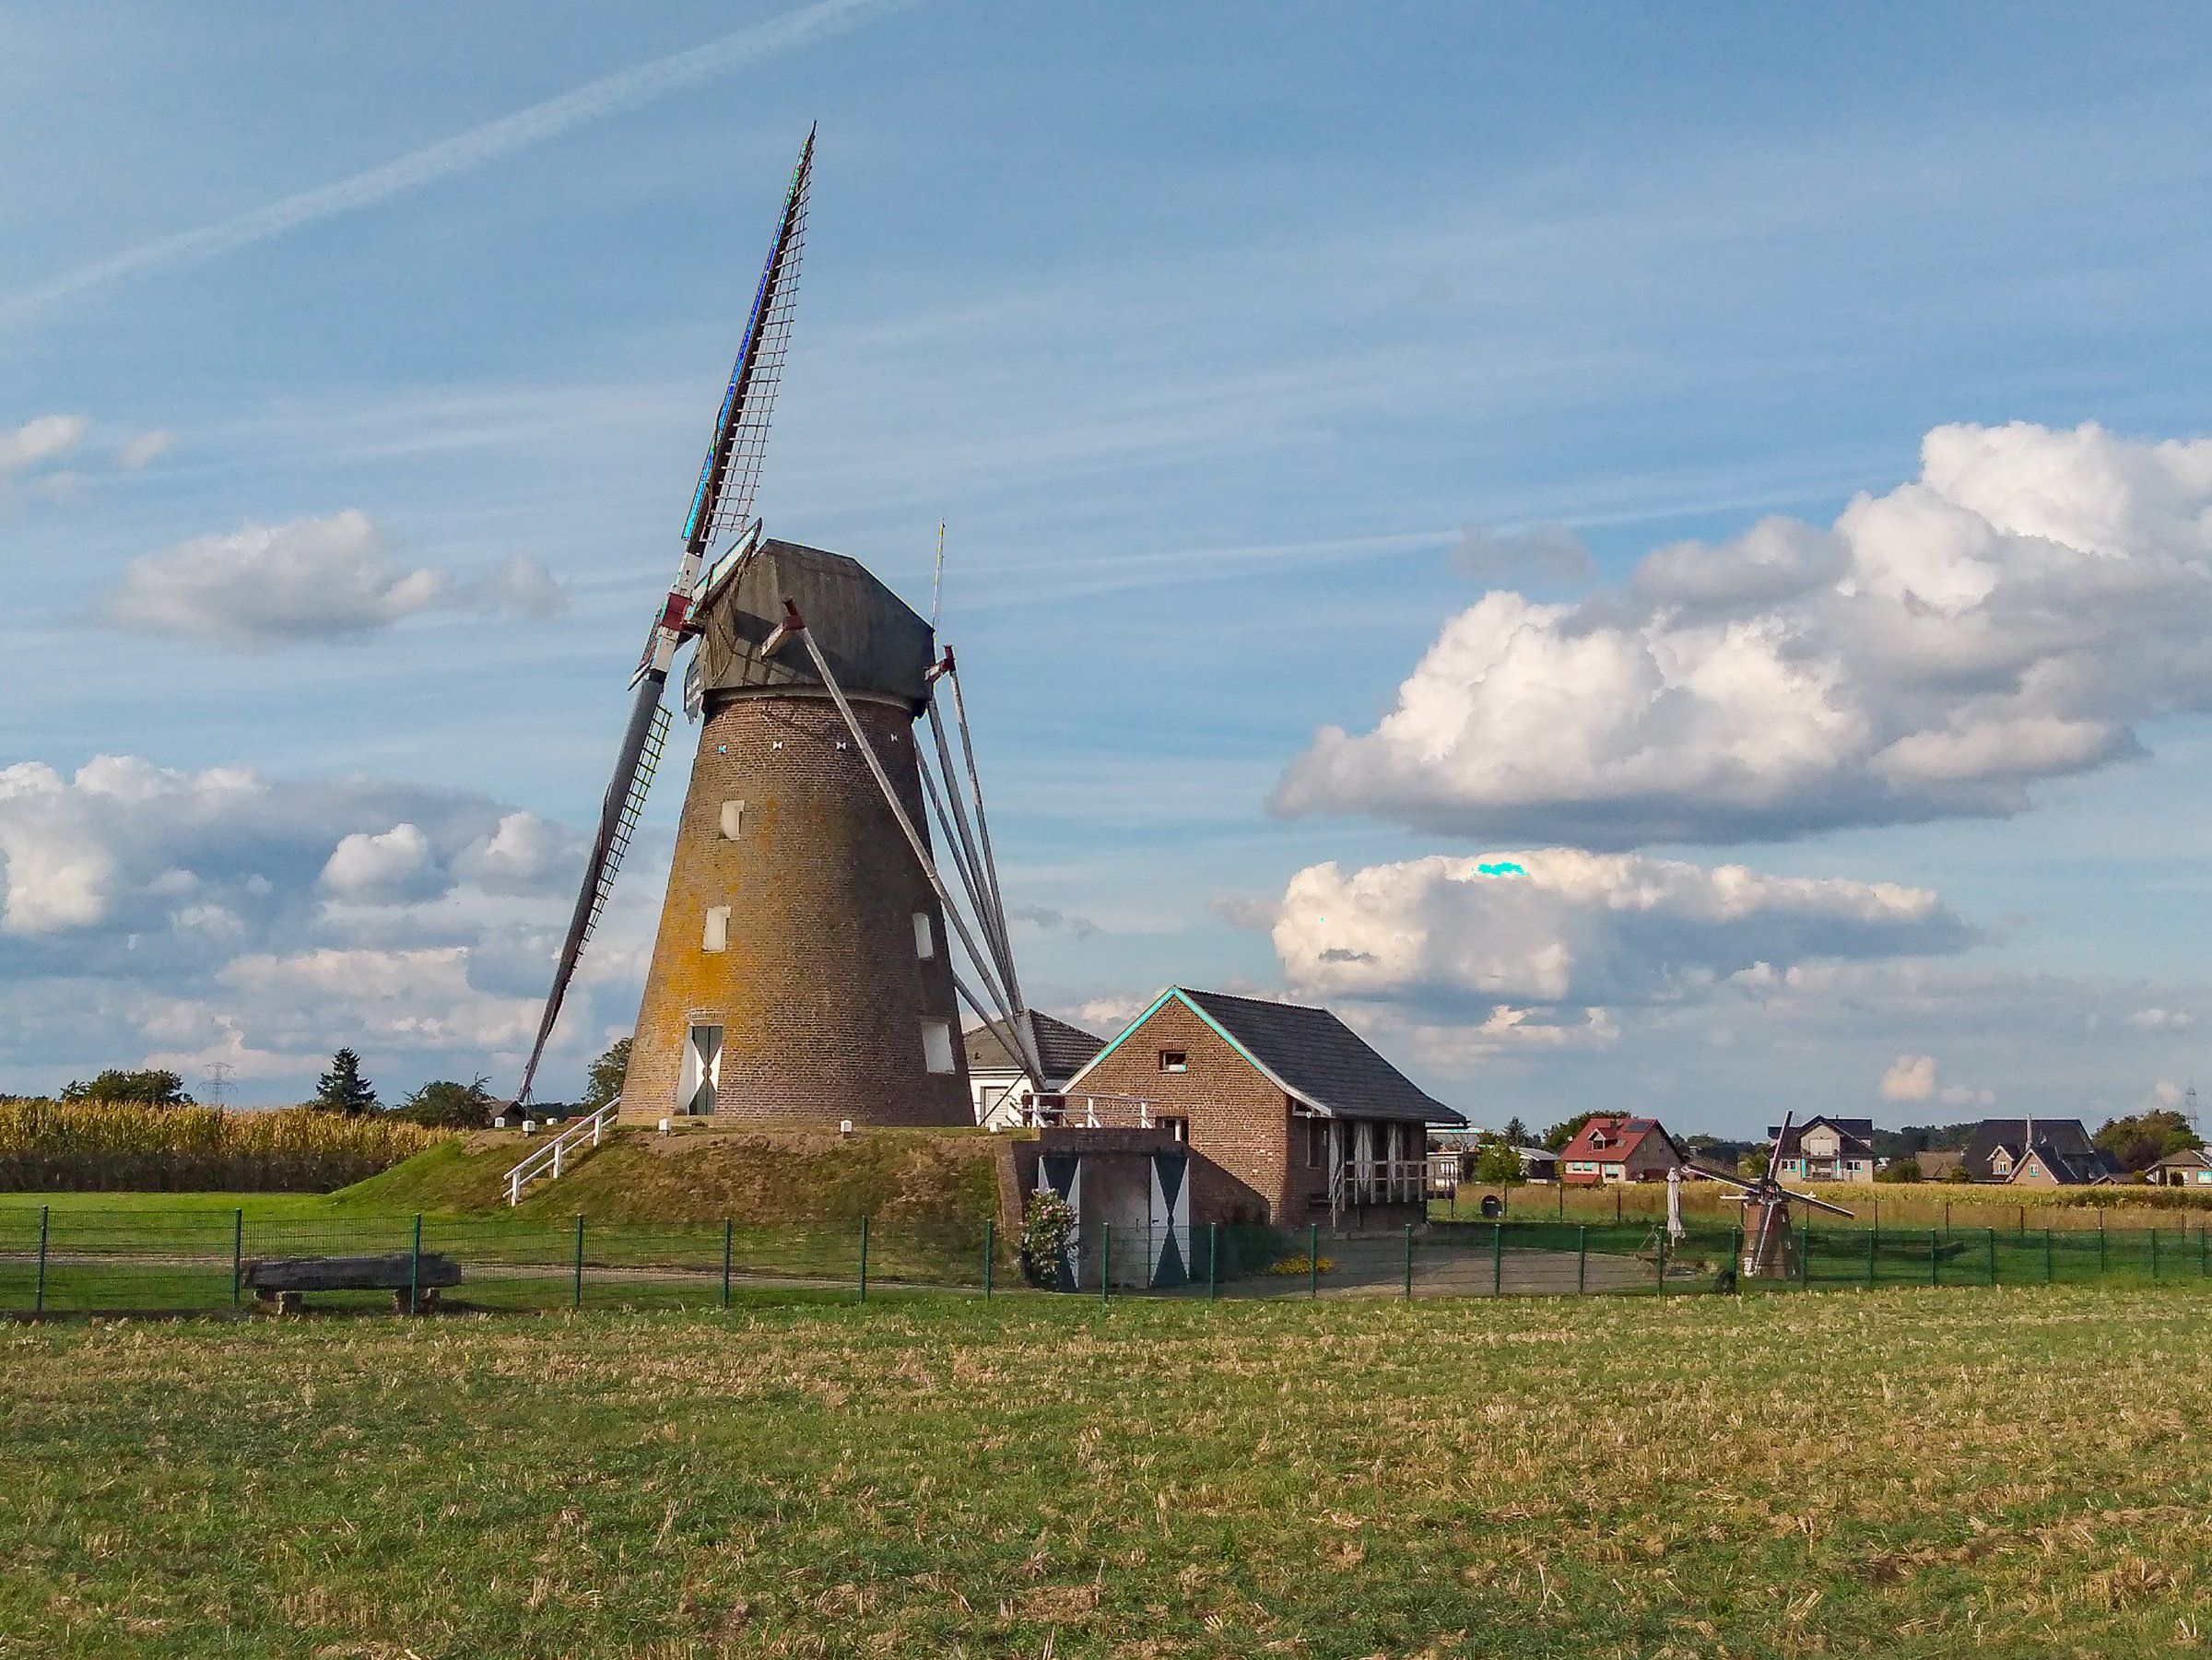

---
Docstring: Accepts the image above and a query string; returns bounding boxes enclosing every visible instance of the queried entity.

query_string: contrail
[0,0,896,330]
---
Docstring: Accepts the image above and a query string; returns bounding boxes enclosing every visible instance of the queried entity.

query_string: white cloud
[1277,422,2212,845]
[115,430,174,470]
[0,754,575,944]
[320,824,441,904]
[0,414,86,475]
[99,509,567,643]
[0,753,616,1101]
[1879,1054,1936,1101]
[1271,849,1970,1012]
[2127,1007,2196,1031]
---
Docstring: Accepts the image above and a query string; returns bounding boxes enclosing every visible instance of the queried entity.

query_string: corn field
[0,1100,444,1192]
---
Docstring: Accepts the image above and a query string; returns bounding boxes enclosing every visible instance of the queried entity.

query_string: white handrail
[504,1101,619,1207]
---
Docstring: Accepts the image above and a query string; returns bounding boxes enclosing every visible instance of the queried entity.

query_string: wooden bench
[241,1253,462,1314]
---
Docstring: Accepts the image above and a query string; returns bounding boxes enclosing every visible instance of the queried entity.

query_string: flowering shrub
[1266,1254,1334,1276]
[1019,1191,1078,1286]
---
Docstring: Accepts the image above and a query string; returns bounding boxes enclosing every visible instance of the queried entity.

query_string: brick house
[1057,987,1466,1229]
[1559,1114,1683,1185]
[2149,1148,2212,1188]
[1771,1116,1877,1183]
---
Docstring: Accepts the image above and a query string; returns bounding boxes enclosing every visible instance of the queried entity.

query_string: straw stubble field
[6,1286,2212,1657]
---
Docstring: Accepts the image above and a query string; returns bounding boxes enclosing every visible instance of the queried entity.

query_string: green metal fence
[4,1204,2208,1316]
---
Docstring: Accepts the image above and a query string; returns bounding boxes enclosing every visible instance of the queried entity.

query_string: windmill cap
[695,538,935,710]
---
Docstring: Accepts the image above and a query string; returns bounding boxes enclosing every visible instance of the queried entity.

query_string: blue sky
[6,2,2212,1134]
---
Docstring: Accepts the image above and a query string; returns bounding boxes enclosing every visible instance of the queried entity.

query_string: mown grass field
[8,1285,2212,1658]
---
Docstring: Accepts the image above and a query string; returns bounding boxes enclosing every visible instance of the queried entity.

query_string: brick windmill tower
[513,133,1044,1127]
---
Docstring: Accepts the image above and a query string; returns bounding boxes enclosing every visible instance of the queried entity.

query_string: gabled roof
[1064,987,1466,1125]
[2152,1147,2212,1170]
[1770,1115,1877,1161]
[964,1010,1106,1080]
[1560,1113,1680,1166]
[1961,1118,2121,1184]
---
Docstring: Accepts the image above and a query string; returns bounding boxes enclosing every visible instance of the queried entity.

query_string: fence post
[2098,1212,2107,1277]
[982,1217,994,1301]
[1556,1183,1564,1219]
[1577,1223,1587,1294]
[1987,1227,1996,1286]
[1655,1230,1667,1296]
[1207,1222,1218,1301]
[409,1213,422,1314]
[2018,1203,2026,1238]
[2152,1225,2160,1282]
[2044,1226,2053,1284]
[1492,1219,1504,1296]
[1102,1222,1112,1306]
[1403,1223,1413,1301]
[722,1219,734,1309]
[1928,1228,1938,1289]
[1733,1225,1744,1292]
[571,1215,583,1310]
[34,1205,48,1315]
[858,1215,870,1303]
[232,1207,244,1308]
[1308,1223,1319,1301]
[2201,1223,2207,1278]
[1864,1229,1876,1290]
[1614,1190,1622,1225]
[1942,1201,1950,1240]
[1798,1220,1809,1287]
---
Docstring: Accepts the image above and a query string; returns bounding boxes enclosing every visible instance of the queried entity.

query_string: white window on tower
[719,800,745,840]
[922,1019,956,1075]
[912,912,935,960]
[679,1024,723,1115]
[702,905,732,953]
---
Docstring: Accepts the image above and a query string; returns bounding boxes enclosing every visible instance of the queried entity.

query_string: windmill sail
[514,131,815,1106]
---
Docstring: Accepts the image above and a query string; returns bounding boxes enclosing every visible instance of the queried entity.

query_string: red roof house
[1559,1114,1683,1185]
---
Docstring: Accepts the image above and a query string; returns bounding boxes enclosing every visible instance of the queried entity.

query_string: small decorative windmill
[513,131,1044,1124]
[1692,1112,1855,1278]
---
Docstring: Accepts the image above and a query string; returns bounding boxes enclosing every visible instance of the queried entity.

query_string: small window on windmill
[922,1019,956,1075]
[1159,1050,1187,1074]
[912,912,935,960]
[720,800,745,840]
[702,905,732,953]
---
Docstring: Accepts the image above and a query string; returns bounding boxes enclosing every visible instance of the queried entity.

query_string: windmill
[514,132,1045,1125]
[1691,1113,1854,1278]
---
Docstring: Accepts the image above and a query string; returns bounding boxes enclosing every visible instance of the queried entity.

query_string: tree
[1740,1145,1771,1179]
[2095,1109,2202,1173]
[582,1037,631,1112]
[1874,1155,1922,1183]
[1501,1115,1529,1148]
[60,1068,191,1105]
[397,1076,496,1129]
[312,1048,379,1115]
[1472,1139,1525,1186]
[1542,1111,1599,1152]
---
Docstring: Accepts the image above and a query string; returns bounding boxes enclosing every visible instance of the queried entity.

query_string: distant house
[1771,1116,1877,1183]
[2147,1148,2212,1189]
[1559,1114,1684,1185]
[1961,1119,2122,1185]
[1060,986,1467,1226]
[1914,1148,1965,1182]
[964,1010,1107,1129]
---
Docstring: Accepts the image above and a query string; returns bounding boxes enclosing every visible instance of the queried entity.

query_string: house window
[912,912,935,960]
[922,1019,956,1075]
[702,905,732,952]
[1157,1114,1189,1143]
[1159,1049,1187,1073]
[679,1024,722,1115]
[1306,1120,1328,1169]
[719,800,745,840]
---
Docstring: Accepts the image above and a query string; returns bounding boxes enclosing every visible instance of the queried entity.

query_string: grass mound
[333,1124,1006,1226]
